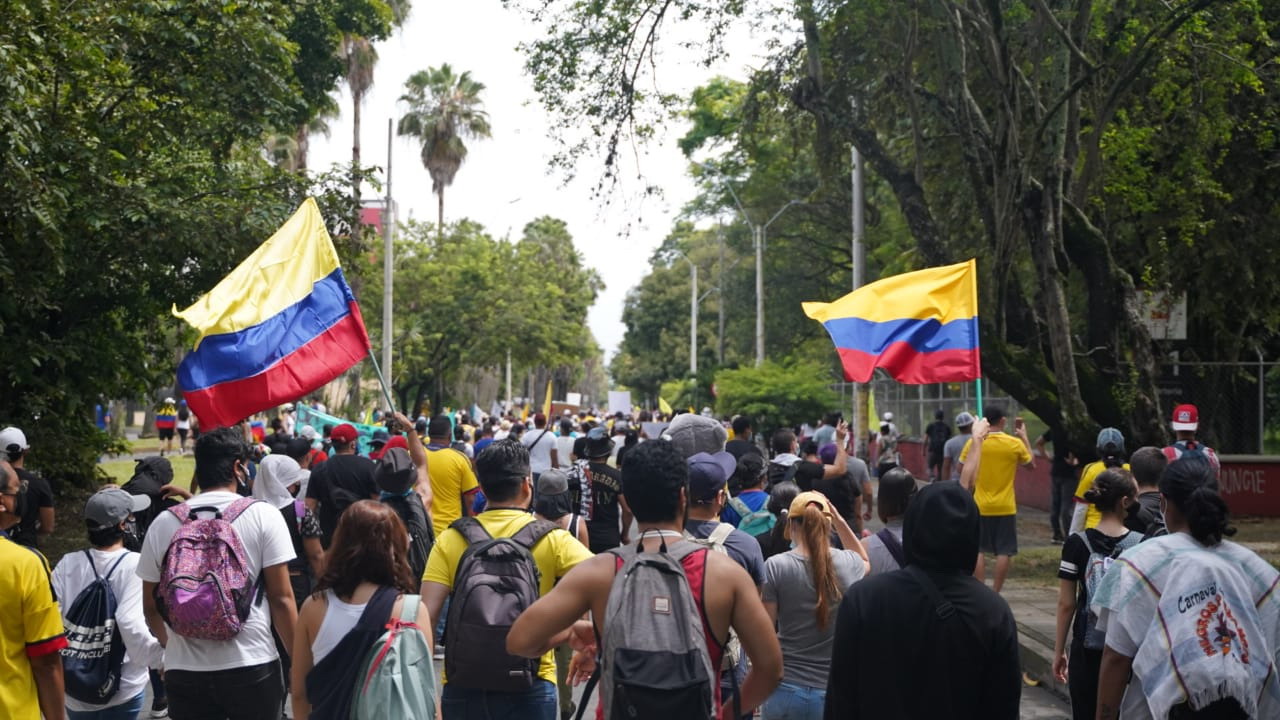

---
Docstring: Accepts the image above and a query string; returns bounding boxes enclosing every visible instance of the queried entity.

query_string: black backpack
[122,457,174,535]
[444,517,556,691]
[766,461,799,489]
[62,551,130,704]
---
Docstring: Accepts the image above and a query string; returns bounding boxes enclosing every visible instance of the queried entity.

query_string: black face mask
[123,522,143,553]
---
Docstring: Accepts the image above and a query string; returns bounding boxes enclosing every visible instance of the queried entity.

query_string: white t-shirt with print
[136,491,296,672]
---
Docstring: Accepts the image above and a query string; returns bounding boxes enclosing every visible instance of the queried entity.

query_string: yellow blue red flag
[802,259,980,384]
[174,198,371,428]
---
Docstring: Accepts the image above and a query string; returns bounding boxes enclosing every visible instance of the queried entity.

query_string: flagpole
[367,350,397,416]
[975,377,984,418]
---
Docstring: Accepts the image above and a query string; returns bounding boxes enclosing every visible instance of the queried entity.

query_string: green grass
[98,456,195,485]
[1004,546,1063,588]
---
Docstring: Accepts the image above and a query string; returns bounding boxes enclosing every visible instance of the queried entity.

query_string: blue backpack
[62,551,129,704]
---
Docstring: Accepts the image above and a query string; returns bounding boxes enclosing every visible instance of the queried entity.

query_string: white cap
[883,411,894,421]
[163,397,175,404]
[0,426,29,455]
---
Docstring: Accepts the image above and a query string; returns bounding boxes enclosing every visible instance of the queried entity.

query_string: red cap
[1170,404,1199,432]
[330,423,359,444]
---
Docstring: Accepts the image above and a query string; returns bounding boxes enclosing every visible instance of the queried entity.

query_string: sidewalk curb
[1018,621,1069,704]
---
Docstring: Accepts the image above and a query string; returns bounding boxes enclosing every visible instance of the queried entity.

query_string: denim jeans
[165,660,284,720]
[762,681,826,720]
[67,692,145,720]
[441,678,557,720]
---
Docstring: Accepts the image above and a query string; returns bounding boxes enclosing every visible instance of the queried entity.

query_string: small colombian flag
[174,198,372,428]
[802,259,981,384]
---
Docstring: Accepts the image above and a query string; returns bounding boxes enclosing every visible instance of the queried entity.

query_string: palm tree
[398,65,491,240]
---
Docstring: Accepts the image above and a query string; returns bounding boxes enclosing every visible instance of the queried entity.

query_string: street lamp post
[693,161,802,367]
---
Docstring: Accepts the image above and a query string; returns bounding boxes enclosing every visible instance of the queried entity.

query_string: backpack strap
[905,564,955,620]
[450,516,492,545]
[707,523,735,550]
[510,518,558,550]
[876,528,906,569]
[398,593,421,623]
[783,463,799,485]
[219,496,260,524]
[102,552,130,582]
[726,496,751,521]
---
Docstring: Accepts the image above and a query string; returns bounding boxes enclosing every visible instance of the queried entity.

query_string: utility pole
[851,107,869,457]
[505,349,512,411]
[381,119,394,390]
[754,225,764,367]
[717,224,726,365]
[690,263,698,378]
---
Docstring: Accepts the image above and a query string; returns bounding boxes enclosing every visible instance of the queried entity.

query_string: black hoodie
[824,482,1021,720]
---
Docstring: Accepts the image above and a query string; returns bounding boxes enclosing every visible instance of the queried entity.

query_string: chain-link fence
[830,373,1022,440]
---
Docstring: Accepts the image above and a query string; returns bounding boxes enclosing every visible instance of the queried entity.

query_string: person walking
[137,427,299,720]
[522,413,560,479]
[1069,427,1128,534]
[424,415,481,539]
[1161,403,1221,476]
[506,439,784,720]
[923,410,951,482]
[155,398,177,456]
[1051,469,1141,720]
[1036,427,1079,543]
[941,412,974,483]
[861,467,918,575]
[52,487,164,720]
[958,408,1033,593]
[755,482,801,561]
[532,468,589,720]
[760,491,868,719]
[823,482,1021,719]
[420,439,592,719]
[1094,458,1280,719]
[1124,447,1167,537]
[305,423,377,548]
[582,427,632,553]
[0,459,67,720]
[0,426,55,550]
[291,501,434,719]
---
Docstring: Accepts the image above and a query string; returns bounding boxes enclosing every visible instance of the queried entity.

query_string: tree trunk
[437,187,445,242]
[294,124,309,172]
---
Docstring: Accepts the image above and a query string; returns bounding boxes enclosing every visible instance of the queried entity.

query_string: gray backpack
[593,538,718,720]
[444,517,557,691]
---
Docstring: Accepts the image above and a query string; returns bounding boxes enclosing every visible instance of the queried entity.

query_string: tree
[0,0,381,486]
[508,0,1280,454]
[362,215,603,412]
[397,65,492,240]
[715,361,840,436]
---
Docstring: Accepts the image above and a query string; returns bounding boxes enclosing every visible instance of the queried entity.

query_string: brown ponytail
[798,503,842,629]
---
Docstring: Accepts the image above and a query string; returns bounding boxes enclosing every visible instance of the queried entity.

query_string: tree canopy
[0,0,400,484]
[512,0,1280,454]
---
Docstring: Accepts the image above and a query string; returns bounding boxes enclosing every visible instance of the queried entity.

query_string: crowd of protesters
[0,397,1276,720]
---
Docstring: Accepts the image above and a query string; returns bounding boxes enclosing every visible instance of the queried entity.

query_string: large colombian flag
[174,198,371,429]
[802,259,980,384]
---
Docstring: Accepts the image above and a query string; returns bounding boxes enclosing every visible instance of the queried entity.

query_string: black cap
[375,448,416,494]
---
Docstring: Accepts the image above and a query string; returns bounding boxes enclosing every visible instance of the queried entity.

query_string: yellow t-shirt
[0,538,67,720]
[1074,461,1131,529]
[423,509,594,685]
[426,446,480,538]
[960,433,1032,516]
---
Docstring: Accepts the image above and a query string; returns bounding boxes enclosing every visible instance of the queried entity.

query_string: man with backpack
[137,427,300,720]
[1162,403,1221,476]
[1124,447,1167,537]
[305,423,378,548]
[685,452,766,587]
[522,412,561,478]
[52,487,164,718]
[425,415,481,539]
[506,440,784,720]
[420,439,592,719]
[0,459,67,720]
[1,426,55,550]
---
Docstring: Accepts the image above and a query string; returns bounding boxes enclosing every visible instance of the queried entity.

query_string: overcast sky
[308,1,771,361]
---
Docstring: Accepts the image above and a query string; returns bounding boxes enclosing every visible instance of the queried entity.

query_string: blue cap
[687,451,738,501]
[1096,427,1125,452]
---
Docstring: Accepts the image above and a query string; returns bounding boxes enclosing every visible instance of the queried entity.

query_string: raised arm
[959,419,991,492]
[507,554,609,658]
[821,421,850,479]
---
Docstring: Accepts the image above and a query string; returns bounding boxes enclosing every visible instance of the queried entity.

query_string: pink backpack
[155,497,261,641]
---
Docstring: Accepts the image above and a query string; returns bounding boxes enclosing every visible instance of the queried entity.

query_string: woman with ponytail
[760,491,868,719]
[1052,468,1139,720]
[1093,458,1280,720]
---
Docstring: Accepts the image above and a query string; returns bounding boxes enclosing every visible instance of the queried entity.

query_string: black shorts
[928,449,944,467]
[178,428,189,441]
[979,515,1018,556]
[157,427,175,441]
